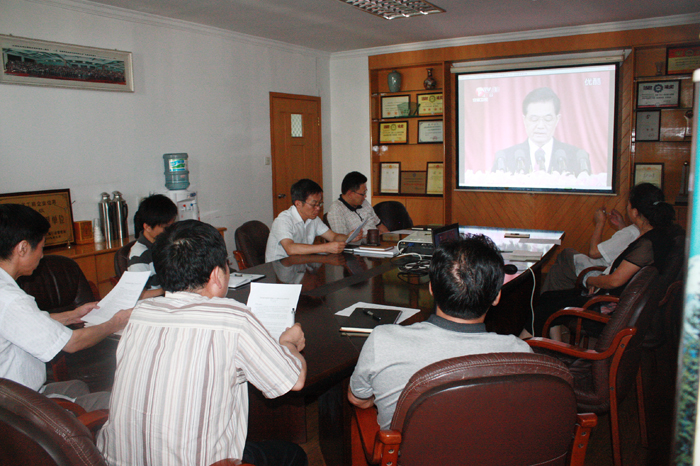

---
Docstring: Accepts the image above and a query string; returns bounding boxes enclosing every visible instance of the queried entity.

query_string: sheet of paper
[247,283,301,340]
[346,217,369,243]
[336,301,420,324]
[83,271,150,325]
[519,238,562,245]
[228,273,265,288]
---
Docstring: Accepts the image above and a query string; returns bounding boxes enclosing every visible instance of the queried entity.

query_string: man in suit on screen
[492,87,591,176]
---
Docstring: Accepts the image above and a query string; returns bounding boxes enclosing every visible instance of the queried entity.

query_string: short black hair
[429,234,505,320]
[291,179,323,204]
[152,220,228,292]
[133,194,178,238]
[0,204,51,260]
[522,87,561,115]
[629,182,676,228]
[341,172,368,195]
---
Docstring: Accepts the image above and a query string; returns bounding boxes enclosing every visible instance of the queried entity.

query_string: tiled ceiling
[84,0,700,53]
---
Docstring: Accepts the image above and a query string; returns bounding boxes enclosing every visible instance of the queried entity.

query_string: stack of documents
[353,246,398,257]
[228,273,265,289]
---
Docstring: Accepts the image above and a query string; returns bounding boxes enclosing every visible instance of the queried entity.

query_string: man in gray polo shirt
[348,234,532,430]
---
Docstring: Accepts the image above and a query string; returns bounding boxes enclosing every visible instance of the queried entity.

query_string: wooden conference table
[227,226,563,465]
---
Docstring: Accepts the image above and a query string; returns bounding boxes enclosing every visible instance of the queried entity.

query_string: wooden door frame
[269,92,323,217]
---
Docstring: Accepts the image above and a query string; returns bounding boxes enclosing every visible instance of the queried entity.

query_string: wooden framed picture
[400,171,427,195]
[634,163,664,190]
[418,120,443,143]
[381,95,410,118]
[667,46,700,75]
[636,80,680,108]
[0,34,134,92]
[0,189,75,246]
[380,162,401,194]
[379,121,408,144]
[417,93,443,116]
[635,110,661,141]
[426,162,444,195]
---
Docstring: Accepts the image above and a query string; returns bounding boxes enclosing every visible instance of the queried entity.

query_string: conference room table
[227,225,564,465]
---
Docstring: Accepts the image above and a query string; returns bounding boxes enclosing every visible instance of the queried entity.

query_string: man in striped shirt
[98,220,308,466]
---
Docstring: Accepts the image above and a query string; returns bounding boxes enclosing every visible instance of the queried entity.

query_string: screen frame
[454,61,621,195]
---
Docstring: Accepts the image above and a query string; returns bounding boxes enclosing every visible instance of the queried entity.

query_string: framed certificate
[380,162,401,194]
[417,93,443,116]
[426,162,444,195]
[379,121,408,144]
[381,95,410,119]
[635,110,661,141]
[400,171,427,195]
[634,163,664,190]
[667,46,700,75]
[636,80,680,108]
[0,189,75,246]
[418,120,443,143]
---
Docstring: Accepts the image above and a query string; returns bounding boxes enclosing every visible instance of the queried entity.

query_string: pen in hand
[363,309,382,321]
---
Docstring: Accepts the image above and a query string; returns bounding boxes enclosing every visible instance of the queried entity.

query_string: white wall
[328,55,371,199]
[0,0,331,255]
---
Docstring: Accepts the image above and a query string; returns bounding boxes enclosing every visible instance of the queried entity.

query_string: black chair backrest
[234,220,270,267]
[0,378,107,466]
[373,201,413,231]
[17,255,94,314]
[391,352,577,466]
[114,240,136,279]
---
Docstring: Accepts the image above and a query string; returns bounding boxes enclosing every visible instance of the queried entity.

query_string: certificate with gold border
[426,162,444,195]
[379,121,408,144]
[418,93,443,116]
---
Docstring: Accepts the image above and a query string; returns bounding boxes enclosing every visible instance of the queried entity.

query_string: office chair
[233,220,270,270]
[113,240,136,280]
[352,352,596,466]
[372,201,413,232]
[528,266,663,466]
[17,255,117,392]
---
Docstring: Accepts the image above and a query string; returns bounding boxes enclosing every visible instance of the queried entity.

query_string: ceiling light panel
[340,0,445,20]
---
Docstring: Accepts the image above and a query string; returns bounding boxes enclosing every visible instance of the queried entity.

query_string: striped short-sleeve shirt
[97,292,302,466]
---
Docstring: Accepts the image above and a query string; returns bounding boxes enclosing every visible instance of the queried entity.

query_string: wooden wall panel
[369,23,699,270]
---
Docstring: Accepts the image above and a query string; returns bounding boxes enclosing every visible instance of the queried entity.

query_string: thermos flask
[98,192,115,242]
[111,191,129,239]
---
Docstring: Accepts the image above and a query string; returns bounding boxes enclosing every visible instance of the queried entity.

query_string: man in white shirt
[0,204,131,410]
[265,178,350,262]
[541,206,640,293]
[327,171,389,236]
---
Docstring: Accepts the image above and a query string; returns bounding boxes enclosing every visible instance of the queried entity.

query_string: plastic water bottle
[163,153,190,190]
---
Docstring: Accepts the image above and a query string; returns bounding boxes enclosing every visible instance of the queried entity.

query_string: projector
[397,230,434,256]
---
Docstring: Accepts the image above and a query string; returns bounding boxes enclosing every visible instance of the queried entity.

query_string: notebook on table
[338,307,402,335]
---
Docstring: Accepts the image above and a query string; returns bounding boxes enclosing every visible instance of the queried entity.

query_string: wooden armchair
[528,266,663,466]
[351,352,596,466]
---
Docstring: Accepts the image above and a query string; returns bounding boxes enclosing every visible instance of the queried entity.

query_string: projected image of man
[492,87,591,176]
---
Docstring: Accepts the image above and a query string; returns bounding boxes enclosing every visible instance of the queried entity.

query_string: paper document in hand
[82,271,150,325]
[346,217,369,244]
[247,282,301,340]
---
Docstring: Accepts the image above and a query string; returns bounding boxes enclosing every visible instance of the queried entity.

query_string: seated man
[265,178,350,262]
[0,204,131,410]
[98,220,308,466]
[128,194,178,299]
[327,171,389,236]
[348,234,532,429]
[541,206,639,293]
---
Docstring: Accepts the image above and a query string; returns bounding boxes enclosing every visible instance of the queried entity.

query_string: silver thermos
[99,192,115,242]
[111,191,129,239]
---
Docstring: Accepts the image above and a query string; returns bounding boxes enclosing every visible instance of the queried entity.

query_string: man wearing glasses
[327,171,389,237]
[491,87,590,176]
[265,178,350,262]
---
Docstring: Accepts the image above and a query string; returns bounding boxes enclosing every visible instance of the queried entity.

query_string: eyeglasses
[353,190,368,197]
[303,201,324,209]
